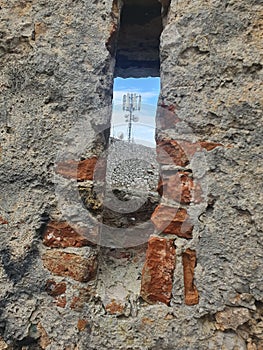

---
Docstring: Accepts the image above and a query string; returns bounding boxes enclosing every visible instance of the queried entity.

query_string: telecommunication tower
[122,93,141,142]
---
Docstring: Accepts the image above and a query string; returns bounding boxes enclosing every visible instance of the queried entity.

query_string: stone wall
[0,0,262,349]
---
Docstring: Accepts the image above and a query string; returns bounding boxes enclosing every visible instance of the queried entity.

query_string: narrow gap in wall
[97,0,171,315]
[102,0,167,237]
[114,0,162,78]
[111,0,165,144]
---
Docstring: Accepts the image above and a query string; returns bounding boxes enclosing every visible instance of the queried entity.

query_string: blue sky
[111,77,160,146]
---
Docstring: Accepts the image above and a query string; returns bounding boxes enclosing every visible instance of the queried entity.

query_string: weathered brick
[140,237,175,305]
[151,205,193,238]
[77,319,88,331]
[43,221,96,248]
[158,171,202,204]
[200,141,223,151]
[34,22,47,38]
[70,287,93,310]
[0,216,8,224]
[44,279,67,307]
[141,317,154,325]
[105,299,125,315]
[156,139,223,166]
[182,249,199,305]
[42,251,98,282]
[55,296,66,308]
[156,139,192,166]
[45,279,66,296]
[55,157,97,181]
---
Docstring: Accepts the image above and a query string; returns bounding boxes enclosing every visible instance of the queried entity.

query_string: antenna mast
[122,93,141,142]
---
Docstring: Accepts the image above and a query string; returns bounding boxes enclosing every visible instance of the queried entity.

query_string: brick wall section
[42,219,99,309]
[42,155,102,308]
[105,300,126,315]
[140,107,224,305]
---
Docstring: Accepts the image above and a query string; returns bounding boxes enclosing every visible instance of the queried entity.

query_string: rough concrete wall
[0,0,117,348]
[151,0,262,348]
[0,0,262,349]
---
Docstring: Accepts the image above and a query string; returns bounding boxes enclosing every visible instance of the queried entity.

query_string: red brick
[70,296,80,310]
[77,319,88,331]
[45,279,66,296]
[156,139,191,166]
[43,221,96,248]
[182,249,199,305]
[55,296,66,308]
[158,171,202,204]
[70,287,93,310]
[42,251,98,282]
[156,139,223,166]
[44,280,67,308]
[105,300,125,315]
[0,216,8,224]
[151,205,193,239]
[200,141,223,151]
[55,157,97,181]
[140,237,175,305]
